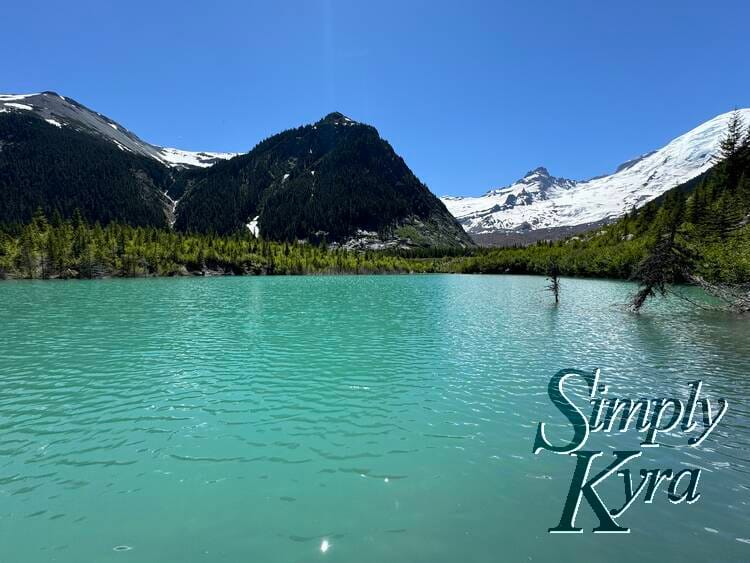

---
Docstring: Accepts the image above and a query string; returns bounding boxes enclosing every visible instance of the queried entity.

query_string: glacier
[442,108,750,237]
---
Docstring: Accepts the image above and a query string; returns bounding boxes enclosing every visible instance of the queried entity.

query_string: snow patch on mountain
[158,147,238,168]
[246,216,260,237]
[0,94,39,102]
[3,102,33,111]
[442,109,750,235]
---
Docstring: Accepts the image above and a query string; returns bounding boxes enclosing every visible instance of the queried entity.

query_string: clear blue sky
[3,0,749,196]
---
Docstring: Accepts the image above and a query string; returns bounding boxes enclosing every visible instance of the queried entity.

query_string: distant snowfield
[158,147,239,168]
[442,108,750,234]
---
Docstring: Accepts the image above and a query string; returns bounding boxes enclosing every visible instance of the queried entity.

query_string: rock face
[175,112,474,248]
[441,109,750,243]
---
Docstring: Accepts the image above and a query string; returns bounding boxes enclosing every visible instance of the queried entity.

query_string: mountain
[441,167,577,237]
[0,92,239,227]
[175,112,473,248]
[0,93,238,168]
[0,96,470,248]
[458,126,750,287]
[442,108,750,245]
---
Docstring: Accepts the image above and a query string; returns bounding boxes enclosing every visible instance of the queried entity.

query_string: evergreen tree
[718,110,747,192]
[718,109,746,162]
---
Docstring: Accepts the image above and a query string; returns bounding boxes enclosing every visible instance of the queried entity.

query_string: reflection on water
[0,275,748,562]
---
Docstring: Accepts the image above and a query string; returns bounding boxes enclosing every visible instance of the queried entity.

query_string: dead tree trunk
[629,228,694,313]
[688,275,750,313]
[546,262,561,304]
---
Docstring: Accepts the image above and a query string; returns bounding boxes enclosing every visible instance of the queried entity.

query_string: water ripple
[0,275,748,562]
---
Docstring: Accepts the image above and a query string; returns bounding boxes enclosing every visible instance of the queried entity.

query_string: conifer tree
[719,109,746,162]
[718,110,747,191]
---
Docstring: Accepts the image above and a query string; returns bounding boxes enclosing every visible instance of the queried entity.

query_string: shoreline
[0,269,704,286]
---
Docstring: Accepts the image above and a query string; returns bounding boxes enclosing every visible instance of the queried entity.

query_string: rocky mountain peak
[523,166,550,178]
[319,111,358,126]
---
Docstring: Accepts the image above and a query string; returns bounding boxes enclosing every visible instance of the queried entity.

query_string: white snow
[246,216,260,237]
[158,147,239,168]
[112,140,132,153]
[108,123,118,130]
[441,109,750,234]
[45,118,62,128]
[0,93,38,101]
[3,102,33,111]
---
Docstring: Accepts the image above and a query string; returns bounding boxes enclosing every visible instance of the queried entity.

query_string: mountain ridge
[0,93,471,248]
[0,92,239,168]
[441,108,750,243]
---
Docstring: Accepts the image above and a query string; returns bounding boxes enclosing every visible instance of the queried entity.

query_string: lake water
[0,275,748,562]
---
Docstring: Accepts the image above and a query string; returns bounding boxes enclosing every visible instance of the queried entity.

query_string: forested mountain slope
[175,112,473,248]
[0,112,173,227]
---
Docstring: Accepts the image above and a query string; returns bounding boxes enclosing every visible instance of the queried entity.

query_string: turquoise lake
[0,275,748,562]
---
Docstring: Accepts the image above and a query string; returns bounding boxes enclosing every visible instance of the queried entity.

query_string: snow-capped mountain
[0,92,239,168]
[442,108,750,239]
[442,167,577,233]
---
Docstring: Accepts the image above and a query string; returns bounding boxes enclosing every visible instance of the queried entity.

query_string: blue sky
[3,0,750,196]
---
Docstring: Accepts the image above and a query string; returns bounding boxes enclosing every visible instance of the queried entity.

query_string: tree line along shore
[1,112,749,312]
